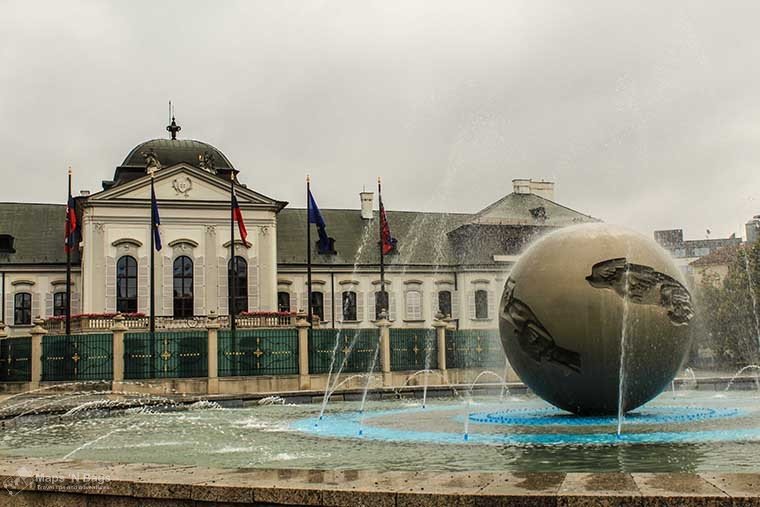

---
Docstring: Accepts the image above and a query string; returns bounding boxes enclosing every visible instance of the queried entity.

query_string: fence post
[29,317,47,390]
[110,313,127,389]
[206,311,220,395]
[295,312,310,390]
[375,311,392,386]
[432,312,448,384]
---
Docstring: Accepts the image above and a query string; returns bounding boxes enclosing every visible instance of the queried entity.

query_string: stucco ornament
[172,177,193,198]
[499,223,693,416]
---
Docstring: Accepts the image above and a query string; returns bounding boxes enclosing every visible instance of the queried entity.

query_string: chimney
[360,191,374,220]
[511,178,555,201]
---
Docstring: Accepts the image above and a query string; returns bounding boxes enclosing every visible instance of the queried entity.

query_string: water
[3,390,760,472]
[725,365,760,391]
[616,262,632,437]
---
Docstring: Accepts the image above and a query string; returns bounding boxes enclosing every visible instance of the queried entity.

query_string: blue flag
[307,189,331,253]
[151,185,162,251]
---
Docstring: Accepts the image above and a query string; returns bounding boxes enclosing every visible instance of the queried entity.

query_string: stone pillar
[29,317,47,390]
[110,313,127,389]
[0,321,6,339]
[206,311,220,395]
[432,312,449,384]
[295,312,310,390]
[375,311,392,386]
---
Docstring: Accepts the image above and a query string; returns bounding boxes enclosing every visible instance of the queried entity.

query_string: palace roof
[0,203,79,265]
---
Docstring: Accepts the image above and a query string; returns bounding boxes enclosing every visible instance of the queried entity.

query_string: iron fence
[308,328,379,374]
[0,337,31,382]
[445,329,505,369]
[124,331,207,379]
[42,334,113,381]
[219,328,298,376]
[389,328,437,371]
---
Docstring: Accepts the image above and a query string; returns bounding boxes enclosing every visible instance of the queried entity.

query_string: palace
[0,124,598,336]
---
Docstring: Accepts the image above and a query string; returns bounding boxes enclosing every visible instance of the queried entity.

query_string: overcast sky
[2,0,760,239]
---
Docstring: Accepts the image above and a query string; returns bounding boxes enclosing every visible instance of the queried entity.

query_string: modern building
[653,228,742,283]
[0,123,598,336]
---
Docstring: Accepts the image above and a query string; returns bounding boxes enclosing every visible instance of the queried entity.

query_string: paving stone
[633,473,729,507]
[476,472,564,506]
[396,472,496,507]
[558,473,642,507]
[699,474,760,506]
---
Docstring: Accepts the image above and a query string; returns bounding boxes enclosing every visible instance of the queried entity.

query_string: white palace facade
[0,127,598,336]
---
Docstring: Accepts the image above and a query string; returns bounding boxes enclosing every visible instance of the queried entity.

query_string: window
[475,289,489,319]
[277,291,291,312]
[173,256,194,318]
[405,290,422,320]
[227,256,248,315]
[694,247,710,257]
[375,290,389,320]
[438,290,452,318]
[342,291,357,321]
[14,293,31,325]
[116,255,138,314]
[311,291,324,321]
[0,234,15,253]
[53,292,67,317]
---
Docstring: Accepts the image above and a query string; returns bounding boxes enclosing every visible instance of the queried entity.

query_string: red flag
[232,193,248,244]
[64,193,78,253]
[379,195,396,255]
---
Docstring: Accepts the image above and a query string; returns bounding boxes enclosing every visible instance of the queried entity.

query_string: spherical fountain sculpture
[499,223,694,415]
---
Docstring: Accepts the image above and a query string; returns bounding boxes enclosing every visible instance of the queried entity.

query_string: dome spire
[166,100,181,140]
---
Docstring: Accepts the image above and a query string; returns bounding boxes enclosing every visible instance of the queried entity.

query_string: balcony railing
[43,312,296,333]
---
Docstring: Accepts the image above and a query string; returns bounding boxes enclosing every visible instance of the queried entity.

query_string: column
[375,310,392,386]
[110,313,127,390]
[295,312,310,390]
[206,311,220,394]
[29,317,47,390]
[432,312,448,384]
[0,321,6,339]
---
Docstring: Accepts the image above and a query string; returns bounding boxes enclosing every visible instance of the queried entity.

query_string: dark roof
[690,243,743,267]
[464,192,599,227]
[276,209,471,267]
[0,203,78,265]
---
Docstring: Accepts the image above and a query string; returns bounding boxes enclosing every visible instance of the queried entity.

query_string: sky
[2,0,760,240]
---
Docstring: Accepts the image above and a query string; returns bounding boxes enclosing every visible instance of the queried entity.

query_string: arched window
[342,291,357,321]
[277,291,291,312]
[475,289,489,319]
[438,290,452,318]
[14,293,31,325]
[311,291,324,321]
[116,255,138,314]
[374,290,389,320]
[405,290,422,320]
[173,256,194,318]
[227,256,248,315]
[53,292,67,317]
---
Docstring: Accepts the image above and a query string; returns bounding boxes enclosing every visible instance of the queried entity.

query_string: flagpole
[65,168,72,338]
[378,177,386,316]
[149,172,156,377]
[230,172,237,371]
[306,175,313,328]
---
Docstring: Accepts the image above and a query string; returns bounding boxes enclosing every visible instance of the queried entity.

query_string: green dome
[121,139,234,170]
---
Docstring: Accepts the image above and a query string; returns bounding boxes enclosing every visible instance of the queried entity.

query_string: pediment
[88,164,285,209]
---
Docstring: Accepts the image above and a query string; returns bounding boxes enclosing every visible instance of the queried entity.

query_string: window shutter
[217,256,228,315]
[488,290,497,320]
[388,291,396,321]
[162,256,173,316]
[324,291,333,324]
[356,291,365,322]
[105,256,116,312]
[71,291,80,315]
[45,293,53,318]
[194,256,205,316]
[31,292,40,321]
[247,260,258,312]
[5,296,13,325]
[467,291,476,319]
[368,291,375,320]
[452,290,460,319]
[137,256,149,314]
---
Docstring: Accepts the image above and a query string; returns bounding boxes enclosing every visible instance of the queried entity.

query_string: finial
[166,102,181,140]
[68,166,72,176]
[377,176,381,184]
[306,174,311,183]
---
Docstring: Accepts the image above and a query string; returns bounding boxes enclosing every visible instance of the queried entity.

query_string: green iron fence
[445,329,505,369]
[124,331,207,379]
[389,328,437,371]
[219,328,298,377]
[309,328,379,374]
[0,337,31,382]
[42,334,113,381]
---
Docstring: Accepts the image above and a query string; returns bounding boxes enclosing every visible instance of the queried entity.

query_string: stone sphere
[499,223,694,415]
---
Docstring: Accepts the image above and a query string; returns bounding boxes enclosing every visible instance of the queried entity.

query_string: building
[0,123,598,336]
[688,244,744,287]
[653,228,742,284]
